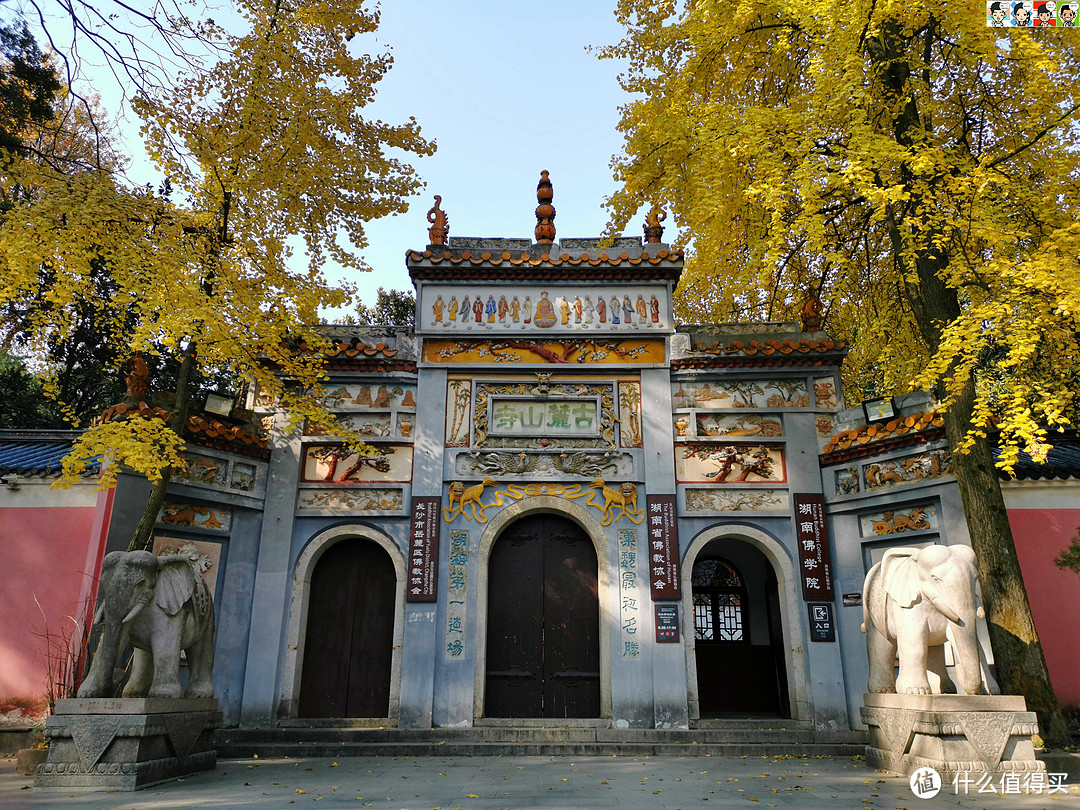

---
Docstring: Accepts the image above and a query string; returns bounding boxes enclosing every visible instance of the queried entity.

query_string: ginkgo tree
[0,1,434,550]
[600,0,1079,744]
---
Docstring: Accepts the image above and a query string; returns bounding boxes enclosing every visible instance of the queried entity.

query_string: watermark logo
[910,766,942,799]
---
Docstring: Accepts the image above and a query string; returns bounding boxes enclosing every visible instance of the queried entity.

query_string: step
[213,726,867,760]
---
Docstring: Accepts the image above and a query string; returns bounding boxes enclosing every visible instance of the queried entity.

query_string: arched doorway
[298,539,395,717]
[691,544,789,716]
[485,513,600,718]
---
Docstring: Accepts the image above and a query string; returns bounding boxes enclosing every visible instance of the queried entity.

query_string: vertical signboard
[407,496,440,602]
[654,604,680,643]
[794,493,834,601]
[646,494,681,600]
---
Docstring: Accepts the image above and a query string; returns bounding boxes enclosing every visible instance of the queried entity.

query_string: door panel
[486,515,600,718]
[299,540,395,718]
[486,528,544,717]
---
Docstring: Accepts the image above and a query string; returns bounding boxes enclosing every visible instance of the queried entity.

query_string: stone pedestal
[861,693,1044,777]
[34,698,220,792]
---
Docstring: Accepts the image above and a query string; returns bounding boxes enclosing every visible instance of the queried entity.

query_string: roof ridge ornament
[427,195,448,246]
[534,170,556,243]
[643,205,666,243]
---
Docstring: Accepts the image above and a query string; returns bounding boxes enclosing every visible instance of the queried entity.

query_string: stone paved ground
[3,753,1079,809]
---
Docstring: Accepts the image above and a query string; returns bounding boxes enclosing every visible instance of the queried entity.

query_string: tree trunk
[127,341,197,552]
[868,16,1070,748]
[941,380,1071,746]
[902,253,1070,746]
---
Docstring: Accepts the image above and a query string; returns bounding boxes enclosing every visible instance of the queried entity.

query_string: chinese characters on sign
[489,398,599,436]
[407,496,440,602]
[794,493,834,600]
[646,495,681,600]
[808,603,835,642]
[445,530,468,657]
[655,604,679,643]
[618,529,641,658]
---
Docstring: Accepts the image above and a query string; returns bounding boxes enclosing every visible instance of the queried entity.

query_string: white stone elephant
[861,544,998,696]
[78,550,215,699]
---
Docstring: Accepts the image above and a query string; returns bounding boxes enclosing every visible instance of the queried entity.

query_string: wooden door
[298,539,395,718]
[486,514,600,718]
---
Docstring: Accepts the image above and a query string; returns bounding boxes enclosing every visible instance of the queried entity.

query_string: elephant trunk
[948,617,984,696]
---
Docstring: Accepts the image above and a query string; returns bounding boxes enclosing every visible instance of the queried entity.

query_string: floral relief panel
[296,488,404,512]
[685,488,789,512]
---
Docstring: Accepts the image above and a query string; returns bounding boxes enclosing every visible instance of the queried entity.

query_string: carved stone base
[861,693,1044,777]
[34,698,220,792]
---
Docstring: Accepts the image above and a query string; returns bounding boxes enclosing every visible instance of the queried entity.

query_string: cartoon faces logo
[1034,0,1057,23]
[988,0,1012,24]
[1060,1,1079,24]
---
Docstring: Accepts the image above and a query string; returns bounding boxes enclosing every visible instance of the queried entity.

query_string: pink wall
[1008,509,1080,708]
[0,503,98,709]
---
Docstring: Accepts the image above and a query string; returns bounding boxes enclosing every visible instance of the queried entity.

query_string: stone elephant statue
[78,550,215,699]
[861,544,998,696]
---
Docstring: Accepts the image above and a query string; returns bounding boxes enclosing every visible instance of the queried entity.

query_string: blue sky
[35,1,636,313]
[350,1,633,306]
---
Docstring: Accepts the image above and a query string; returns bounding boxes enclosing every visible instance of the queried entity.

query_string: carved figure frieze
[422,338,665,365]
[685,488,788,512]
[835,466,861,496]
[864,449,953,491]
[677,444,786,484]
[671,379,809,409]
[175,453,228,487]
[442,479,645,526]
[422,285,670,333]
[296,488,403,512]
[456,450,630,478]
[157,503,231,532]
[860,505,939,537]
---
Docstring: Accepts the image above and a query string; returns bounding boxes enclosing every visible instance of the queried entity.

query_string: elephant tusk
[930,594,962,623]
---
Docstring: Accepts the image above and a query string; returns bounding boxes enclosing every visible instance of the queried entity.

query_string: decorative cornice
[692,337,846,356]
[407,249,683,283]
[820,411,946,465]
[185,415,269,459]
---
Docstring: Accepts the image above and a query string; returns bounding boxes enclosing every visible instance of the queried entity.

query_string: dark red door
[299,539,395,718]
[486,514,600,718]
